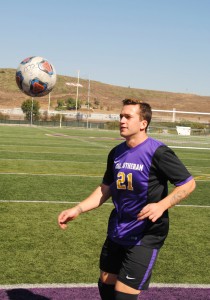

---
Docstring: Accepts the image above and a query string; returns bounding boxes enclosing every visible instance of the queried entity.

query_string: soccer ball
[16,56,57,97]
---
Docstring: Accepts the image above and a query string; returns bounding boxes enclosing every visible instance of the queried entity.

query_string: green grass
[0,125,209,285]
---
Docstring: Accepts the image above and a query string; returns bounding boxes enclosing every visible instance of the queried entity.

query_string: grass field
[0,125,209,286]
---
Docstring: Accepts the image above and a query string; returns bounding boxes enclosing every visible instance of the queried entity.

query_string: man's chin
[120,131,127,138]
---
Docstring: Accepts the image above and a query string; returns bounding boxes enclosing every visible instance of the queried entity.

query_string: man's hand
[137,203,164,223]
[137,179,196,223]
[58,206,82,229]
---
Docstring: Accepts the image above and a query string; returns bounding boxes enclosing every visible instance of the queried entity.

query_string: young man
[58,99,196,300]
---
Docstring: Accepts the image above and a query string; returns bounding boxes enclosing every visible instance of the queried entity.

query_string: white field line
[0,172,209,181]
[0,172,102,177]
[0,283,209,289]
[169,146,210,150]
[0,199,209,208]
[0,149,210,160]
[0,200,111,204]
[175,204,210,208]
[0,158,106,164]
[45,131,111,149]
[0,151,105,156]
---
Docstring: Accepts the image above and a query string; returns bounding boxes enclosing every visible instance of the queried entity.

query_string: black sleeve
[102,147,116,185]
[153,146,193,186]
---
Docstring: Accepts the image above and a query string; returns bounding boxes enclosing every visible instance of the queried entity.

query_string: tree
[66,97,81,110]
[21,99,40,121]
[94,98,100,107]
[66,97,76,110]
[56,99,65,110]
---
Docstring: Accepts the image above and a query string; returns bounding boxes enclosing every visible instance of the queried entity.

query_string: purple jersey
[103,137,193,248]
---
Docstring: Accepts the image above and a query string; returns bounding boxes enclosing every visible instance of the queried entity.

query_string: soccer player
[58,99,196,300]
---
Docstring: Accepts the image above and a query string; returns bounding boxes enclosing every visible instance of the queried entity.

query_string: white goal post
[152,108,210,123]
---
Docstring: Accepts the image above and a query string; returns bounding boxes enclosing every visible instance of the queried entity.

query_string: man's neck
[126,133,148,148]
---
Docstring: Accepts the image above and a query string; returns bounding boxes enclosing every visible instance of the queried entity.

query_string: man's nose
[120,116,126,122]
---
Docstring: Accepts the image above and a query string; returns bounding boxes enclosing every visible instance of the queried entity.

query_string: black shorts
[99,237,159,290]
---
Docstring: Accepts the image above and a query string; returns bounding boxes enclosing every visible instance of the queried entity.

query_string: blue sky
[0,0,210,96]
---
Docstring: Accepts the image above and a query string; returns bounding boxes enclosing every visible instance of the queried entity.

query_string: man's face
[119,104,147,138]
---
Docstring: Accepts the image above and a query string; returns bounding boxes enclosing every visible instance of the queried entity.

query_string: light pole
[66,71,83,116]
[48,92,51,113]
[30,97,34,126]
[75,70,80,112]
[87,77,90,128]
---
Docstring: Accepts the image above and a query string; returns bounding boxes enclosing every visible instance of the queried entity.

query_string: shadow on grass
[7,289,49,300]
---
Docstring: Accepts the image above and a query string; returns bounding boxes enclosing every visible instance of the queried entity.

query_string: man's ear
[140,119,148,130]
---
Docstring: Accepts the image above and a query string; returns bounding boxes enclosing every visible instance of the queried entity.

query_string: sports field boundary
[0,283,209,289]
[0,199,210,209]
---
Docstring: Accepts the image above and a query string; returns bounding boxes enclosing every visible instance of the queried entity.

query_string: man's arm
[137,178,196,223]
[58,183,111,229]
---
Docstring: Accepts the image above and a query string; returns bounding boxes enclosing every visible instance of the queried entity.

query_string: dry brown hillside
[0,68,210,117]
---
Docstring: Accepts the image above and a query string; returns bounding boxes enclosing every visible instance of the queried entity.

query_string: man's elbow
[189,178,196,194]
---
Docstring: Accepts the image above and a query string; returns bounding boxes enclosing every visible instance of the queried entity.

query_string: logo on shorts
[126,275,135,280]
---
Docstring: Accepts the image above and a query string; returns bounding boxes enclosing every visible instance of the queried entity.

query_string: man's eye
[120,115,130,119]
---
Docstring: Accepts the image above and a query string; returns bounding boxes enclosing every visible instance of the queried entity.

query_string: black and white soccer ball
[16,56,57,97]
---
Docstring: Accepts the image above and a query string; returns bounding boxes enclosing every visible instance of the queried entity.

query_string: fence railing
[1,108,210,123]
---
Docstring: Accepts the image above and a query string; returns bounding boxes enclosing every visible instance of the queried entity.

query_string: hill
[0,68,210,116]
